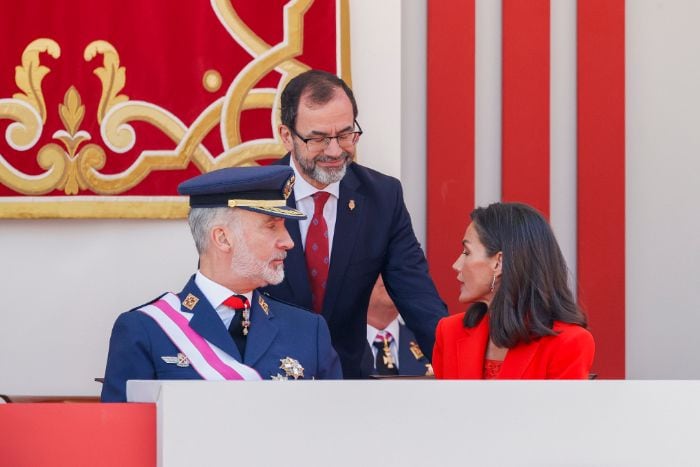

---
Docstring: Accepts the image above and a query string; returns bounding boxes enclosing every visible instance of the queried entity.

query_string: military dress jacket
[101,275,342,402]
[362,323,433,377]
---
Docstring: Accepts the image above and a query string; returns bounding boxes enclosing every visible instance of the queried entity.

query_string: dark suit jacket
[101,275,342,402]
[362,323,432,377]
[263,155,447,377]
[432,312,595,379]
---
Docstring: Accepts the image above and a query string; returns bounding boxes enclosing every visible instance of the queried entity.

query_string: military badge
[348,199,356,211]
[283,175,294,200]
[279,357,304,379]
[182,293,199,310]
[409,341,425,360]
[161,352,190,367]
[270,373,288,381]
[258,295,269,315]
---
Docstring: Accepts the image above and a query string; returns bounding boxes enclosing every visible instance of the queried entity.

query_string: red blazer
[433,312,595,379]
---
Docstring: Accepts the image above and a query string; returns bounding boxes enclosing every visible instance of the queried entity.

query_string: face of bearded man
[227,214,289,287]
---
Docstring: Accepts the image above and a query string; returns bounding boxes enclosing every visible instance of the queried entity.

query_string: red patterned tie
[305,191,331,313]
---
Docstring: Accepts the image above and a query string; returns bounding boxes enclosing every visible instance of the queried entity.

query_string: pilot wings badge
[161,353,190,367]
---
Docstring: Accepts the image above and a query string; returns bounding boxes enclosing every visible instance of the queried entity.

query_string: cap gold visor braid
[228,199,288,208]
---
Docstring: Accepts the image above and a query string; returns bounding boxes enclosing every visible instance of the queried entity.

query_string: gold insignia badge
[348,199,355,211]
[258,295,269,315]
[279,357,304,379]
[270,373,288,381]
[409,341,425,360]
[283,175,294,200]
[182,293,199,310]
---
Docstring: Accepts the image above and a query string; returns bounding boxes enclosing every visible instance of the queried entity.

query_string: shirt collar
[194,271,253,309]
[290,155,341,202]
[367,317,401,344]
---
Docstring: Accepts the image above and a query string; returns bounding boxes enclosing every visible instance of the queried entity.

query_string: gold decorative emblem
[348,199,355,211]
[270,373,288,381]
[409,341,424,360]
[279,357,304,379]
[0,1,352,219]
[258,295,269,315]
[283,175,294,200]
[182,293,199,310]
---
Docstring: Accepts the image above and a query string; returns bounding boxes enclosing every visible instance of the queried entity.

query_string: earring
[490,274,497,292]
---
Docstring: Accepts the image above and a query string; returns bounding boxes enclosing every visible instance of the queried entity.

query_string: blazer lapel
[178,276,241,361]
[323,166,365,320]
[243,291,279,367]
[457,316,490,378]
[282,192,313,307]
[499,337,541,379]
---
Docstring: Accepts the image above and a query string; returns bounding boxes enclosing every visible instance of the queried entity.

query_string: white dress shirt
[194,271,252,329]
[366,317,401,369]
[290,159,340,256]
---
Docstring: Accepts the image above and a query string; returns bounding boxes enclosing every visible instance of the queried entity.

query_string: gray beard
[292,148,351,185]
[229,229,286,286]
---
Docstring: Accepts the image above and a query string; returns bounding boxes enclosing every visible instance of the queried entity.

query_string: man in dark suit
[101,166,342,402]
[263,70,447,378]
[363,276,433,377]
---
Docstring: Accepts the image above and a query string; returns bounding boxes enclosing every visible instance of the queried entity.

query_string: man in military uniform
[363,276,433,377]
[101,166,342,402]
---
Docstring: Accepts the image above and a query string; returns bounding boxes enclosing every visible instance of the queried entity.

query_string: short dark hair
[280,70,358,129]
[463,202,587,348]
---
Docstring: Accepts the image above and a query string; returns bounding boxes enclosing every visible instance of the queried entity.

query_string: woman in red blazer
[433,202,594,379]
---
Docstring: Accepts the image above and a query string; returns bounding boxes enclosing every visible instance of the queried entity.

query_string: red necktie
[305,191,331,313]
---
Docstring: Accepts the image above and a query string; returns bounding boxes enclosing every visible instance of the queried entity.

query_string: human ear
[279,125,294,152]
[211,226,232,253]
[493,252,503,277]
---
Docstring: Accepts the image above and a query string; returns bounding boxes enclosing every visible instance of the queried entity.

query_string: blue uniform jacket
[101,275,342,402]
[264,156,447,378]
[362,323,433,377]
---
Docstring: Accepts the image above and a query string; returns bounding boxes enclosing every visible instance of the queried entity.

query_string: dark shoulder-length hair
[463,202,587,348]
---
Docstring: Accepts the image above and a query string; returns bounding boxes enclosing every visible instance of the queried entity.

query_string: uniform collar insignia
[182,293,199,310]
[409,341,425,360]
[258,294,269,315]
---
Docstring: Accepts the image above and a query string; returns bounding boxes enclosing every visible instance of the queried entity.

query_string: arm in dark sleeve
[315,315,343,379]
[382,181,448,359]
[101,311,156,402]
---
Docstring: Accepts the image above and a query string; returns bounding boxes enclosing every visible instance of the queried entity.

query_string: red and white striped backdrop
[427,0,625,379]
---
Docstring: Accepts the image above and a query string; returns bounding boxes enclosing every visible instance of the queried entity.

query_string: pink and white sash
[138,292,261,381]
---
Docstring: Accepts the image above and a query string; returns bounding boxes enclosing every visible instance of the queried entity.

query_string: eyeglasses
[290,120,363,152]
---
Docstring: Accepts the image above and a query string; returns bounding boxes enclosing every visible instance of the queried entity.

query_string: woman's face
[452,222,501,304]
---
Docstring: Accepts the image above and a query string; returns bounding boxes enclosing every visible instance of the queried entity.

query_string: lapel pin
[182,293,199,310]
[348,199,356,211]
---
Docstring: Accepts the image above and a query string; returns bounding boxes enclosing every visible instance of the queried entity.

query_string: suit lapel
[323,165,365,320]
[499,337,540,379]
[178,276,241,361]
[457,315,490,378]
[243,291,279,367]
[283,193,313,304]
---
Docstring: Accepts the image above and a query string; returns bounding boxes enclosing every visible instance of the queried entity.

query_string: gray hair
[188,207,242,255]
